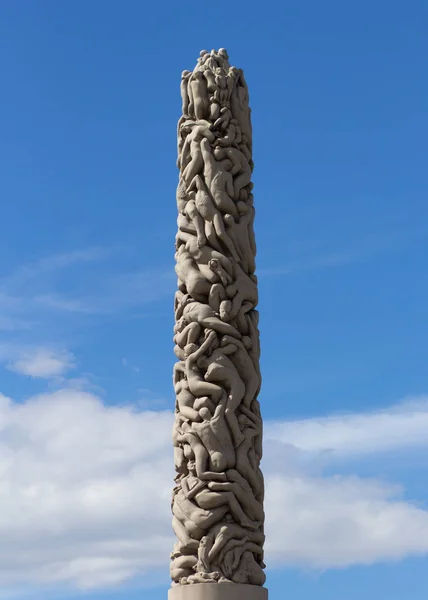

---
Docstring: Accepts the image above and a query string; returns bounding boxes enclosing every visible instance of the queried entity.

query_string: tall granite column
[170,49,267,600]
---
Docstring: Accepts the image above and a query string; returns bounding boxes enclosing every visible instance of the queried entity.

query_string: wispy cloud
[0,344,76,380]
[265,397,428,457]
[122,358,141,373]
[33,295,92,314]
[259,227,428,276]
[31,269,174,316]
[7,348,75,379]
[0,248,173,332]
[0,247,111,328]
[0,315,33,332]
[1,248,111,288]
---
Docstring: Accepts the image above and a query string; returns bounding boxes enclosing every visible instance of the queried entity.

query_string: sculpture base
[169,583,268,600]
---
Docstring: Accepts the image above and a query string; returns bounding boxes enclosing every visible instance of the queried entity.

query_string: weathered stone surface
[169,582,268,600]
[171,49,266,593]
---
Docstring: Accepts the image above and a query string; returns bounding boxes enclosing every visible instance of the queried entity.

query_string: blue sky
[0,0,427,598]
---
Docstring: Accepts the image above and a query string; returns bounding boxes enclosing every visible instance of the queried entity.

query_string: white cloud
[266,475,428,568]
[265,398,428,457]
[6,348,75,379]
[0,391,428,593]
[0,390,173,590]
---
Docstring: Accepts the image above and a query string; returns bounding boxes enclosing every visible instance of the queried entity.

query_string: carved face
[174,317,186,333]
[187,460,196,474]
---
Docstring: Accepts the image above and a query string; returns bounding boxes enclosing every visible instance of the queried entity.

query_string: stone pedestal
[169,584,268,600]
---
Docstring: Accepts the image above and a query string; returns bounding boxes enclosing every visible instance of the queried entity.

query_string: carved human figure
[208,468,263,524]
[235,415,264,501]
[207,282,228,316]
[215,118,241,148]
[224,206,256,274]
[187,175,240,261]
[177,423,228,482]
[180,121,215,184]
[173,362,201,423]
[174,320,201,356]
[218,48,229,61]
[180,70,192,117]
[180,463,259,530]
[170,553,198,583]
[229,68,252,146]
[172,421,188,477]
[177,212,197,239]
[188,70,209,120]
[204,522,264,565]
[213,146,252,200]
[176,231,233,287]
[200,138,238,218]
[175,351,222,404]
[197,49,210,68]
[176,177,189,214]
[181,300,241,338]
[214,67,229,105]
[225,263,258,320]
[213,106,231,131]
[202,65,217,95]
[172,480,229,551]
[232,551,265,585]
[220,335,260,409]
[195,521,264,582]
[194,330,246,447]
[190,390,235,472]
[244,308,261,378]
[201,52,218,73]
[175,245,211,302]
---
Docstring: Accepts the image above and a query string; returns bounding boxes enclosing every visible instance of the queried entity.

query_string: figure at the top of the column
[179,48,251,145]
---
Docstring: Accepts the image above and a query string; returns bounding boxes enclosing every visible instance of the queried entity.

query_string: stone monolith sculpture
[170,49,267,600]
